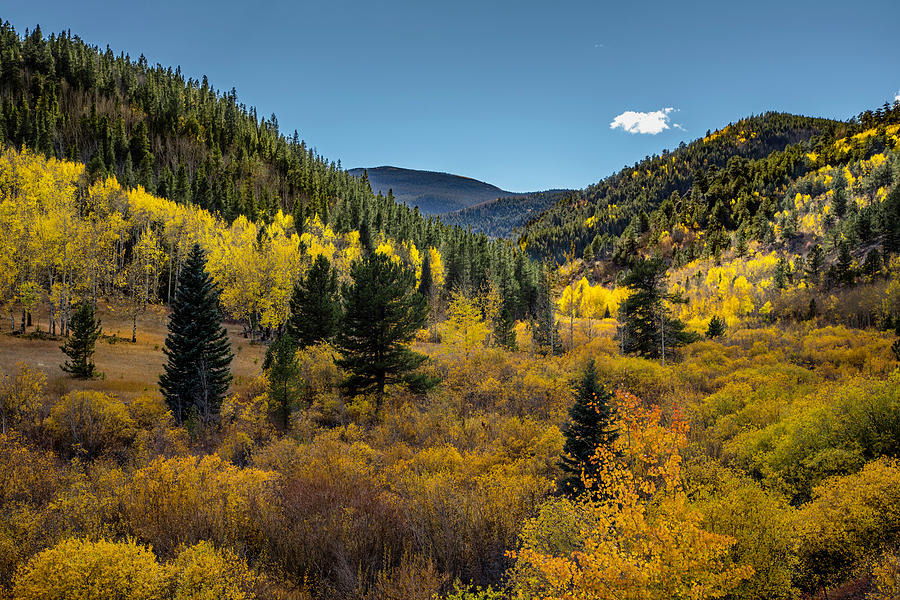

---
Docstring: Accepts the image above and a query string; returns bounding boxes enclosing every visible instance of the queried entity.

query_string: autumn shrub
[45,390,136,458]
[362,553,447,600]
[794,325,895,377]
[0,364,47,436]
[725,373,900,501]
[296,342,342,404]
[170,541,266,600]
[250,435,407,596]
[118,454,277,557]
[796,458,900,593]
[869,551,900,600]
[130,412,191,465]
[438,582,505,600]
[0,435,65,587]
[42,460,126,542]
[688,461,799,600]
[10,537,169,600]
[393,461,550,584]
[434,348,569,421]
[126,393,170,428]
[689,364,818,458]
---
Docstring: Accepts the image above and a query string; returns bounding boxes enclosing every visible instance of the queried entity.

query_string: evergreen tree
[174,162,190,203]
[59,302,102,378]
[863,248,882,277]
[805,244,824,285]
[530,269,558,355]
[774,256,789,290]
[832,170,848,218]
[266,333,301,430]
[884,184,900,253]
[287,254,340,348]
[292,200,306,236]
[418,250,434,299]
[558,360,618,497]
[836,241,855,286]
[582,243,594,262]
[159,244,233,425]
[619,257,695,359]
[335,252,435,408]
[493,307,518,351]
[705,315,726,339]
[359,220,374,253]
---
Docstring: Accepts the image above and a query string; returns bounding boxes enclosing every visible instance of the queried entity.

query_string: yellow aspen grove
[0,147,424,339]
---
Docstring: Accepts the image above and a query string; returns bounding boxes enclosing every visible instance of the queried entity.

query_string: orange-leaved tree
[511,390,753,600]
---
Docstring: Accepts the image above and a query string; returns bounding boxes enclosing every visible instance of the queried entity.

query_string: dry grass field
[0,303,267,400]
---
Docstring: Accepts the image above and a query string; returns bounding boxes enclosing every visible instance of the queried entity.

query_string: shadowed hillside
[348,165,514,214]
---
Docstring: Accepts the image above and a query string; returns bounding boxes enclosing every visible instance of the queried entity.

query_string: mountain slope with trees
[521,112,849,262]
[440,189,572,238]
[0,21,548,328]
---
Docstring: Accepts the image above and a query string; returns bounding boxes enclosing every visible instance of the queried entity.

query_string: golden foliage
[11,537,168,600]
[511,391,753,600]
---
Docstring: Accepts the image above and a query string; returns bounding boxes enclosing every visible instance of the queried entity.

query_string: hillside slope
[347,166,513,214]
[521,112,847,262]
[439,189,572,238]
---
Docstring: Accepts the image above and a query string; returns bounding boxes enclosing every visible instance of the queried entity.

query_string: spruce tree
[893,319,900,362]
[335,252,434,408]
[805,244,824,284]
[267,333,301,430]
[774,256,789,289]
[159,244,233,425]
[619,257,696,359]
[531,268,558,355]
[287,254,340,348]
[559,360,618,497]
[60,302,102,378]
[418,250,434,299]
[832,170,848,218]
[706,315,726,339]
[884,184,900,253]
[863,248,882,277]
[836,241,854,285]
[494,307,518,351]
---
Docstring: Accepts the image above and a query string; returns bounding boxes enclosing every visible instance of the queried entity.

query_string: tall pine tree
[619,257,695,360]
[60,302,102,378]
[287,254,340,348]
[159,244,233,425]
[266,333,302,430]
[335,252,434,408]
[418,250,434,299]
[559,360,618,497]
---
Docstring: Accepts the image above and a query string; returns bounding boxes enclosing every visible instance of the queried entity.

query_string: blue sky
[4,0,899,191]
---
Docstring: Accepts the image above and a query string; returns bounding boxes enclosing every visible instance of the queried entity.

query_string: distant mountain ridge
[347,166,515,214]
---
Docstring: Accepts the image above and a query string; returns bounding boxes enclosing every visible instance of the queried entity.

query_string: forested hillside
[0,22,546,325]
[521,112,850,262]
[439,189,572,238]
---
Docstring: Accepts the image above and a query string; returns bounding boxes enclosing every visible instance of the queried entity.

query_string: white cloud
[610,107,681,135]
[895,89,900,103]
